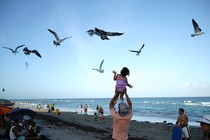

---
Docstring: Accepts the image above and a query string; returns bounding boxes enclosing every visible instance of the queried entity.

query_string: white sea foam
[184,102,200,106]
[201,102,210,106]
[143,101,149,103]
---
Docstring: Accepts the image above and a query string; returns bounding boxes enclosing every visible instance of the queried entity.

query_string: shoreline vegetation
[0,103,204,140]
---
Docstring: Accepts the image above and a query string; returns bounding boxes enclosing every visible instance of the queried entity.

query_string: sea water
[14,97,210,127]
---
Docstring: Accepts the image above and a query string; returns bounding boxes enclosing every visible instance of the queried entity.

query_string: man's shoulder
[182,114,188,118]
[184,114,188,119]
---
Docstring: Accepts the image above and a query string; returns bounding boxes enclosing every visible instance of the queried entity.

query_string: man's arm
[109,92,119,110]
[124,92,132,110]
[176,116,180,126]
[12,127,18,137]
[35,125,41,134]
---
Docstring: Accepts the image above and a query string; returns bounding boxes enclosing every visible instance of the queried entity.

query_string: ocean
[14,97,210,127]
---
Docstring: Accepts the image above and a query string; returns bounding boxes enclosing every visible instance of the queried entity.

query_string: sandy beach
[33,111,203,140]
[0,105,204,140]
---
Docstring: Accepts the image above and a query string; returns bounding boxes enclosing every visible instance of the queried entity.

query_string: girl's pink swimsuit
[115,80,127,92]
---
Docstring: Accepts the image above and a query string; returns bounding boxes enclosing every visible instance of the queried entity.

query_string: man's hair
[28,120,36,125]
[179,108,184,113]
[14,119,19,124]
[118,102,129,117]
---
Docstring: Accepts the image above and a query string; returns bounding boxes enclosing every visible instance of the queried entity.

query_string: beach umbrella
[9,107,36,120]
[0,106,13,115]
[0,99,14,107]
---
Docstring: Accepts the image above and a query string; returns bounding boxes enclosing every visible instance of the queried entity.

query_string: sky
[0,0,210,99]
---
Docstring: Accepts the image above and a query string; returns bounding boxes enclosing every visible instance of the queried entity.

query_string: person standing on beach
[25,120,42,139]
[80,104,83,114]
[96,104,99,111]
[176,108,190,140]
[84,104,88,114]
[197,115,210,140]
[113,67,133,102]
[9,119,21,140]
[109,92,132,140]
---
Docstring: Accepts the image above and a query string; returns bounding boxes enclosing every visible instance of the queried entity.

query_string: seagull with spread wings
[87,27,124,40]
[191,19,205,37]
[48,29,71,46]
[2,45,25,55]
[23,47,42,58]
[92,59,104,73]
[129,44,145,56]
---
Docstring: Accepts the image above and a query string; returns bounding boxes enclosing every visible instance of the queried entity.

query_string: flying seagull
[2,45,25,55]
[191,19,205,37]
[48,29,71,46]
[23,47,42,58]
[25,61,29,69]
[129,44,145,55]
[87,27,124,40]
[92,59,104,73]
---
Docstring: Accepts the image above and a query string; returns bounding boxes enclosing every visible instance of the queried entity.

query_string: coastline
[12,96,210,128]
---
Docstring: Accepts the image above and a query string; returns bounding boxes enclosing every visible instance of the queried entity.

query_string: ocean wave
[201,102,210,106]
[64,100,71,102]
[143,101,149,103]
[184,100,192,103]
[184,102,200,106]
[156,102,167,104]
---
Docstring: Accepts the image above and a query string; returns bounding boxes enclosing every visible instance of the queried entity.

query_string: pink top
[111,108,132,140]
[115,80,127,92]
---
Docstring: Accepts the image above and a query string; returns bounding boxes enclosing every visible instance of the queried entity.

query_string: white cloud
[182,82,209,89]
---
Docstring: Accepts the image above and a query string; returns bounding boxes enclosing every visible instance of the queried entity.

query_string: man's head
[178,108,184,115]
[28,120,36,126]
[14,119,19,126]
[118,102,129,117]
[197,115,210,133]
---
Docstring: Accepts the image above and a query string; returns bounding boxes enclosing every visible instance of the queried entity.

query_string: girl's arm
[113,70,117,80]
[125,78,133,88]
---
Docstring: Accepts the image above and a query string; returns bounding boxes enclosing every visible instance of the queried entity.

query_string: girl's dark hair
[120,67,130,77]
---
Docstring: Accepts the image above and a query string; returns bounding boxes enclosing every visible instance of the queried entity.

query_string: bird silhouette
[2,45,25,55]
[2,88,5,92]
[48,29,71,46]
[191,19,205,37]
[92,59,104,73]
[129,44,145,55]
[87,28,124,40]
[25,61,29,69]
[23,47,42,58]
